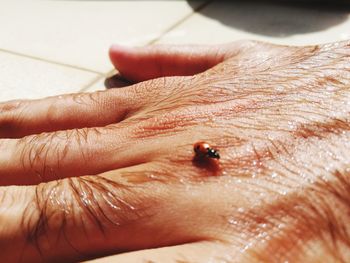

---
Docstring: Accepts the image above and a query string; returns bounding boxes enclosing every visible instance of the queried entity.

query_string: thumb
[109,43,248,82]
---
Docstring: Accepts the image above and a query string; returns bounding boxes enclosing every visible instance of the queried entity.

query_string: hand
[0,40,349,263]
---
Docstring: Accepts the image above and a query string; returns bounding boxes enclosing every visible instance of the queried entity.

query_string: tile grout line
[79,73,111,92]
[0,48,104,75]
[148,0,214,46]
[79,0,214,92]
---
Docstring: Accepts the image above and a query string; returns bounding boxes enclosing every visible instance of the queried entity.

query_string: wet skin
[0,40,350,262]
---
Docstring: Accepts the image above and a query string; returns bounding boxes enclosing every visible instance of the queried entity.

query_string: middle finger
[0,123,152,185]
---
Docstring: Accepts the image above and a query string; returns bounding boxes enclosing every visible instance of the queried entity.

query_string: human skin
[0,40,350,263]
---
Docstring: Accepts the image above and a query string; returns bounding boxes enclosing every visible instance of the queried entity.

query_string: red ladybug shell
[194,142,211,155]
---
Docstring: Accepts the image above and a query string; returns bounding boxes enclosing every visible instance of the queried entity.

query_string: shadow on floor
[188,0,350,37]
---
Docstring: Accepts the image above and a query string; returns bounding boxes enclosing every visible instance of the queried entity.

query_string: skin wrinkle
[11,90,136,139]
[0,99,25,112]
[20,132,63,183]
[16,127,109,184]
[22,134,51,182]
[222,169,350,263]
[23,182,55,257]
[68,178,106,235]
[135,84,350,180]
[258,133,350,256]
[295,118,350,139]
[131,98,265,140]
[79,177,139,227]
[227,114,349,183]
[132,113,199,139]
[20,174,168,261]
[0,187,6,206]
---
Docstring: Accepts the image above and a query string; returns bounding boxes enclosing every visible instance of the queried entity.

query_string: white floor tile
[0,1,204,73]
[81,77,107,93]
[157,1,350,45]
[0,51,98,102]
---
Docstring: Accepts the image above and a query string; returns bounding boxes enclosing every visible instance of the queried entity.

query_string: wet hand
[1,40,350,262]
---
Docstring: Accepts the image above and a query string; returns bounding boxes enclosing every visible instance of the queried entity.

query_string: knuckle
[46,93,101,123]
[19,134,53,181]
[72,91,102,106]
[0,100,26,137]
[85,90,104,105]
[67,177,148,228]
[21,176,155,254]
[18,128,100,182]
[19,131,70,182]
[0,186,37,261]
[0,99,24,113]
[21,181,66,256]
[46,101,62,124]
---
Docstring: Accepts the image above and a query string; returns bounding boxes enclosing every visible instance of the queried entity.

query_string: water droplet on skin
[271,172,278,178]
[278,223,286,229]
[239,232,248,241]
[288,121,296,130]
[245,145,253,153]
[179,178,186,184]
[326,85,336,92]
[307,177,315,184]
[240,242,253,252]
[275,86,285,92]
[280,190,287,196]
[299,172,308,180]
[237,207,245,213]
[228,218,238,225]
[259,192,266,197]
[260,223,267,229]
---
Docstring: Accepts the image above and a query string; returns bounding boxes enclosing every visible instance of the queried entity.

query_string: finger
[109,42,254,82]
[0,123,150,185]
[0,88,140,139]
[86,241,227,263]
[0,166,216,263]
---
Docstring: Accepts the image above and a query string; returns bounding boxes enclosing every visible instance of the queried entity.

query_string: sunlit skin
[0,40,350,262]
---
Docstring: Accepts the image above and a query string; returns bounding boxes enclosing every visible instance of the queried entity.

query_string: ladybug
[194,142,220,159]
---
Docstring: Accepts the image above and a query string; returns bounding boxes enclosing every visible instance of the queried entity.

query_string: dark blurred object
[104,74,133,89]
[188,0,350,37]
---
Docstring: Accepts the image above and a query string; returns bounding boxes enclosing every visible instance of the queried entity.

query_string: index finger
[0,165,213,263]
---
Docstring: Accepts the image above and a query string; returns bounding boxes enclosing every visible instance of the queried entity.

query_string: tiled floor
[0,0,349,101]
